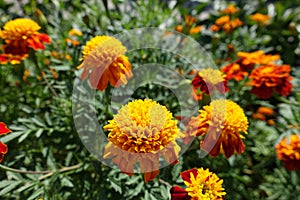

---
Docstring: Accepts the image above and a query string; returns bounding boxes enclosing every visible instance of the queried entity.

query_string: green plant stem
[0,163,82,180]
[31,51,59,97]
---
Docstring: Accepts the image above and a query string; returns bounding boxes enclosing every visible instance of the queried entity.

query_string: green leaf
[0,181,21,196]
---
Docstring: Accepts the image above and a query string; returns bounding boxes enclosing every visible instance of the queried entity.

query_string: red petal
[170,186,190,200]
[180,168,198,183]
[0,122,11,135]
[38,33,51,44]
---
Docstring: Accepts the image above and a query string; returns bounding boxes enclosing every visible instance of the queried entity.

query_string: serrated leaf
[35,129,43,138]
[0,181,21,196]
[27,187,44,200]
[31,116,46,127]
[1,131,24,143]
[108,179,122,194]
[18,130,32,143]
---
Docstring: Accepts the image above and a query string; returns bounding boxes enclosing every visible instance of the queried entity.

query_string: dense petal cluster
[249,65,293,99]
[191,68,229,99]
[171,168,226,200]
[276,134,300,171]
[186,99,248,158]
[78,36,133,91]
[0,18,51,64]
[103,99,183,182]
[0,122,12,162]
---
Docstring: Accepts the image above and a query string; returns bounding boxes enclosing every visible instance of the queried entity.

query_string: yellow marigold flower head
[276,134,300,171]
[0,18,51,64]
[78,36,132,91]
[221,4,239,15]
[0,18,41,40]
[103,99,183,182]
[68,28,82,37]
[199,68,225,85]
[170,168,226,199]
[250,13,270,25]
[187,99,248,158]
[215,15,230,26]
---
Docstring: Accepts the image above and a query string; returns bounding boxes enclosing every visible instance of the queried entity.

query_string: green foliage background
[0,0,300,199]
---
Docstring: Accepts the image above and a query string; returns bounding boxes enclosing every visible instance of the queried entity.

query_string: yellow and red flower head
[276,134,300,171]
[0,122,12,163]
[249,64,293,99]
[78,36,132,91]
[187,99,248,158]
[171,167,226,200]
[103,99,183,182]
[192,68,229,96]
[221,4,239,15]
[0,18,51,64]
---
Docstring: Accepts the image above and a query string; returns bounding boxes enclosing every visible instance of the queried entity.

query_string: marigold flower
[257,107,274,116]
[215,16,230,26]
[171,167,226,200]
[222,62,248,81]
[0,18,51,64]
[192,68,229,95]
[103,99,183,182]
[77,36,132,91]
[221,4,239,15]
[213,16,242,33]
[249,65,293,99]
[250,13,270,25]
[68,28,82,37]
[187,99,248,158]
[0,122,12,163]
[237,51,280,65]
[276,134,300,171]
[175,15,202,35]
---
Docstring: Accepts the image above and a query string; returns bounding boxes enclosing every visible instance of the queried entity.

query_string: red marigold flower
[192,68,229,95]
[77,36,132,91]
[0,122,12,163]
[249,65,293,99]
[170,168,226,200]
[276,134,300,171]
[0,18,51,64]
[186,100,248,158]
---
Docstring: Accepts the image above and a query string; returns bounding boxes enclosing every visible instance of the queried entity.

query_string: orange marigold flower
[213,16,242,33]
[257,106,274,116]
[0,122,12,163]
[221,4,239,15]
[170,167,226,200]
[215,15,230,26]
[276,134,300,171]
[237,50,280,65]
[252,112,266,121]
[175,15,202,35]
[187,100,248,158]
[192,68,229,95]
[250,13,270,25]
[78,36,133,91]
[0,18,51,64]
[249,65,293,99]
[103,99,183,182]
[222,62,248,81]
